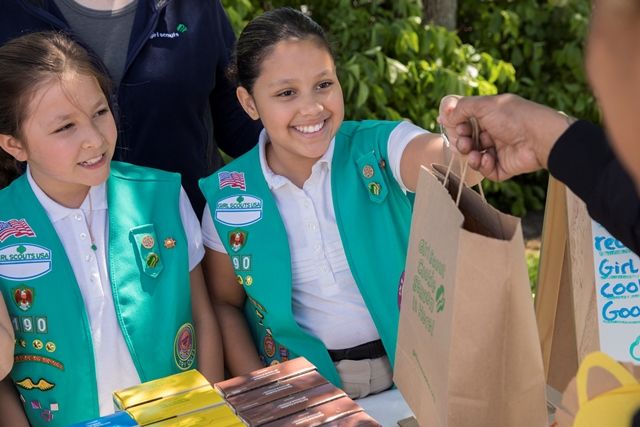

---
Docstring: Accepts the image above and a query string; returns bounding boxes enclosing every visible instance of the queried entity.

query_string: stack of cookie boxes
[113,370,244,426]
[72,358,381,426]
[215,357,381,426]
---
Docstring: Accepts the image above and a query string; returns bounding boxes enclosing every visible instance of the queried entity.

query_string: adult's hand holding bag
[394,163,547,427]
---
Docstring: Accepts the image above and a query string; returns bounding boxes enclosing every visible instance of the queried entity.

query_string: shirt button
[80,233,87,240]
[74,214,82,221]
[85,254,92,262]
[314,244,321,252]
[303,200,310,208]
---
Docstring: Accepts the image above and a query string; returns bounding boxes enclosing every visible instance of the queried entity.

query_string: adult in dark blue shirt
[0,0,261,216]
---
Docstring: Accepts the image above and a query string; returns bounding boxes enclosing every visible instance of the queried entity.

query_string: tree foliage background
[221,0,594,216]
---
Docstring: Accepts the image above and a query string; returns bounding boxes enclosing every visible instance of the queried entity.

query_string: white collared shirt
[27,169,204,416]
[202,121,426,350]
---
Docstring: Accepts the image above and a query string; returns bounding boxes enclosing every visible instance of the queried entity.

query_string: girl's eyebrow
[268,69,333,87]
[51,96,108,122]
[48,112,72,124]
[48,97,107,124]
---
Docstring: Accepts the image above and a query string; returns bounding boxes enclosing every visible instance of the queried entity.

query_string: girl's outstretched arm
[190,264,224,383]
[0,377,29,427]
[203,248,263,377]
[399,132,483,193]
[0,293,13,380]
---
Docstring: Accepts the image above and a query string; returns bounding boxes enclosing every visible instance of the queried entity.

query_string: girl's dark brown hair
[0,31,112,189]
[226,7,334,94]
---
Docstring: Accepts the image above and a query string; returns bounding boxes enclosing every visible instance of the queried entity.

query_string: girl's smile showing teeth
[79,153,105,167]
[294,120,325,134]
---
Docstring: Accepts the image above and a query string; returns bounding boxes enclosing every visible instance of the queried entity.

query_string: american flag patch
[0,219,36,242]
[218,171,246,191]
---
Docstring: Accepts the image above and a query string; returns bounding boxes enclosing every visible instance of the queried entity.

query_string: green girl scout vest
[200,120,413,387]
[0,162,195,426]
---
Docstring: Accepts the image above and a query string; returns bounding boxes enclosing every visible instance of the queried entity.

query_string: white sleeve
[201,202,228,254]
[178,187,205,271]
[387,120,430,192]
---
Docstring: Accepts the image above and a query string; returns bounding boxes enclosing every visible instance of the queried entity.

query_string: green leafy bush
[456,0,596,215]
[458,0,595,121]
[222,0,514,133]
[221,0,593,216]
[526,248,540,296]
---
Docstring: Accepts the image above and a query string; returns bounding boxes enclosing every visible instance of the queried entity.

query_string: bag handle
[576,351,639,408]
[440,117,485,206]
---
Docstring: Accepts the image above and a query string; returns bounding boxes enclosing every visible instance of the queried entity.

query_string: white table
[357,389,415,426]
[358,387,557,426]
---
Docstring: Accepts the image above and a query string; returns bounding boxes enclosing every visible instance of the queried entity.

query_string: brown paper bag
[393,165,547,427]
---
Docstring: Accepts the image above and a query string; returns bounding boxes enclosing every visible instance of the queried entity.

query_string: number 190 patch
[11,315,48,334]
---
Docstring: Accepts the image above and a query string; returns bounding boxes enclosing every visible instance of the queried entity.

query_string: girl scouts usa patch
[0,244,52,280]
[215,195,263,226]
[174,323,196,370]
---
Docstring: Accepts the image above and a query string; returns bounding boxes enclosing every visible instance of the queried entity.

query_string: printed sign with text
[591,221,640,362]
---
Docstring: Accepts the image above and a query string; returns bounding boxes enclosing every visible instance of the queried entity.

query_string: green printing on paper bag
[412,295,434,335]
[417,259,437,291]
[410,239,447,335]
[418,239,446,278]
[435,286,445,313]
[411,349,436,405]
[413,271,434,311]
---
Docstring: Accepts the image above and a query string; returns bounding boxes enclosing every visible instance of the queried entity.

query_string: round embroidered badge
[263,334,276,358]
[141,235,155,249]
[174,323,196,370]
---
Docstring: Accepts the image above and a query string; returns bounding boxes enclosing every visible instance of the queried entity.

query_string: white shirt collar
[26,166,108,223]
[257,128,335,190]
